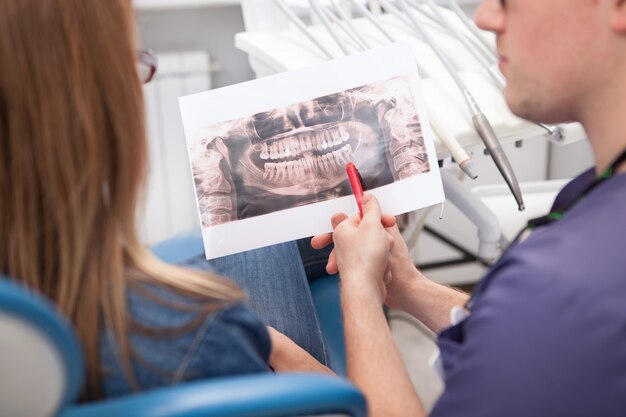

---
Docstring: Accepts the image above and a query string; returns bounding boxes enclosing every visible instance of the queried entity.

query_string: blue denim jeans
[206,239,330,365]
[296,237,334,282]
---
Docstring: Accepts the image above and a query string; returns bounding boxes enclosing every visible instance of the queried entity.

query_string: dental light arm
[399,0,525,211]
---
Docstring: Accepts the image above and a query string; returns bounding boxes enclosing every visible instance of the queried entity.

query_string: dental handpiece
[465,89,524,210]
[473,113,525,211]
[399,0,525,210]
[428,108,478,180]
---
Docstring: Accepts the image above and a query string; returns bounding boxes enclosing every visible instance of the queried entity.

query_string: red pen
[346,162,364,217]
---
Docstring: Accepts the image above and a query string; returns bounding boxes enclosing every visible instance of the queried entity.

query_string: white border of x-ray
[179,42,444,259]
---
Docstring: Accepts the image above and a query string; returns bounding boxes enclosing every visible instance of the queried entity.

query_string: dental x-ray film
[180,42,444,259]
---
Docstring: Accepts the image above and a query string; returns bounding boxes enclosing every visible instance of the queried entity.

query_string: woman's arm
[267,326,335,376]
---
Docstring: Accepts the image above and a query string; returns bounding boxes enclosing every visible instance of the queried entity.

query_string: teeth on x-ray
[262,144,353,184]
[191,76,431,227]
[258,126,350,161]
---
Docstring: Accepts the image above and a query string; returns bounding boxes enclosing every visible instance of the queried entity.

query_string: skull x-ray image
[189,76,430,227]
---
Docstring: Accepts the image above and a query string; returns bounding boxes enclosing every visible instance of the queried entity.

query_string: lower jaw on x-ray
[191,76,431,227]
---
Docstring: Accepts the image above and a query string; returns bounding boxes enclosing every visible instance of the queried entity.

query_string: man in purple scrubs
[317,0,626,416]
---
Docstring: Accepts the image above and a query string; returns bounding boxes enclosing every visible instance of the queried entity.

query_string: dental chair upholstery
[61,374,366,417]
[0,268,364,416]
[0,277,83,417]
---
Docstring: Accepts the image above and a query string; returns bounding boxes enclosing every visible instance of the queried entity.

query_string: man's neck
[579,79,626,175]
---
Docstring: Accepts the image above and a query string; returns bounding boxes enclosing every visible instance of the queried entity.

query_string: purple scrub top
[431,169,626,417]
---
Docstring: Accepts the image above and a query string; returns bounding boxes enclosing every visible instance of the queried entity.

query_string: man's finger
[383,269,393,285]
[388,232,395,250]
[361,194,382,222]
[311,233,333,249]
[381,214,396,228]
[331,212,349,229]
[326,250,338,275]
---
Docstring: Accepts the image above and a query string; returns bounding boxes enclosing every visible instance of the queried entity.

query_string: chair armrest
[150,235,204,264]
[60,373,366,417]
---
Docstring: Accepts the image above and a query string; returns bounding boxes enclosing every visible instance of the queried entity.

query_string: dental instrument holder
[399,0,525,210]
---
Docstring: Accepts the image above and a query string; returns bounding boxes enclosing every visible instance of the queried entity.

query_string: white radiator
[140,51,212,245]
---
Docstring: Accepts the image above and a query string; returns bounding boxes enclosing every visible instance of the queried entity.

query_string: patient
[0,0,328,400]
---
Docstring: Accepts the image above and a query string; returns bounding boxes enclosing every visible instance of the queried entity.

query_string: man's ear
[610,0,626,32]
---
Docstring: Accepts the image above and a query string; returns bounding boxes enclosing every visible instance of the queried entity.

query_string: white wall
[135,4,257,244]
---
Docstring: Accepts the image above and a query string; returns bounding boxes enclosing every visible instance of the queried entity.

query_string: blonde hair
[0,0,244,397]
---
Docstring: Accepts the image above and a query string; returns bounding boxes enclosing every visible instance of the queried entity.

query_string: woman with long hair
[0,0,326,399]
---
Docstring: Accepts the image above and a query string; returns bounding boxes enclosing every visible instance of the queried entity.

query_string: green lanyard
[524,147,626,234]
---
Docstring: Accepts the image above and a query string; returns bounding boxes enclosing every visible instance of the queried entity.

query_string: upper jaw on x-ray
[191,77,430,227]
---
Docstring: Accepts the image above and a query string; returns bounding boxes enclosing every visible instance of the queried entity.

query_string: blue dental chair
[0,267,364,417]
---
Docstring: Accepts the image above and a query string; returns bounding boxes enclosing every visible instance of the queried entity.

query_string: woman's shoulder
[100,283,270,398]
[125,282,272,369]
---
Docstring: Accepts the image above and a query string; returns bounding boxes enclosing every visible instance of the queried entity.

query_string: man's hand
[311,196,396,276]
[324,195,395,304]
[330,197,427,417]
[383,223,427,311]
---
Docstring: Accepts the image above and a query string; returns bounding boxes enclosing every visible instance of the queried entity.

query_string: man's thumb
[361,194,381,218]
